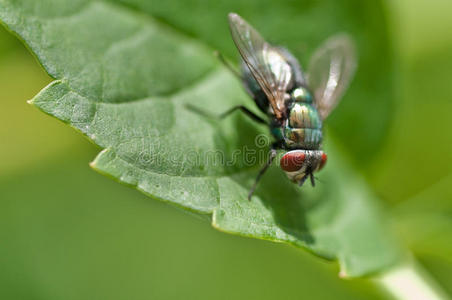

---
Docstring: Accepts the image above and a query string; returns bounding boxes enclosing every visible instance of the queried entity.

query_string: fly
[216,13,357,200]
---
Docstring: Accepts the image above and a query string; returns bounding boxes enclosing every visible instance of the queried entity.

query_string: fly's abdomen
[284,127,322,149]
[284,101,323,149]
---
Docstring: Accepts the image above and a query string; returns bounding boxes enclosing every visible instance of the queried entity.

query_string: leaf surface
[0,0,400,276]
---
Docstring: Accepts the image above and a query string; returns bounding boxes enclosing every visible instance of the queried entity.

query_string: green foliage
[0,0,401,277]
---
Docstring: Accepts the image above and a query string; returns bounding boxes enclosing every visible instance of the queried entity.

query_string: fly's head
[279,150,327,186]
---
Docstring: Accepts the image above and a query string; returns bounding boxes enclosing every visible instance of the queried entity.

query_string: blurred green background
[0,0,451,299]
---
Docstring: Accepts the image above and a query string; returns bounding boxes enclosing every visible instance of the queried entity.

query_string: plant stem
[373,258,450,300]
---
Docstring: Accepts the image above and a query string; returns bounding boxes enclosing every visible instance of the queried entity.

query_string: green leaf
[0,0,400,277]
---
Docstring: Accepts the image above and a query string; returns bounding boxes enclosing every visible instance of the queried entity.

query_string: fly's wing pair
[228,13,357,121]
[228,13,292,120]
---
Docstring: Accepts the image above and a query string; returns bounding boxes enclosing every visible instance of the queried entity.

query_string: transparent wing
[228,13,292,120]
[276,46,306,87]
[308,34,357,120]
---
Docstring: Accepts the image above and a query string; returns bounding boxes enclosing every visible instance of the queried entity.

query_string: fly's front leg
[248,147,277,200]
[309,172,316,187]
[298,174,309,187]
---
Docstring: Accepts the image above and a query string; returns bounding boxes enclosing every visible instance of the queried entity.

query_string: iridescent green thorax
[292,87,313,103]
[270,87,323,150]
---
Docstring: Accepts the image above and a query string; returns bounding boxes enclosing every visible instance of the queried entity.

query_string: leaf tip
[89,148,111,171]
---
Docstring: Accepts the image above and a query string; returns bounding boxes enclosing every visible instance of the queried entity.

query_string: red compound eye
[319,153,327,170]
[280,151,306,172]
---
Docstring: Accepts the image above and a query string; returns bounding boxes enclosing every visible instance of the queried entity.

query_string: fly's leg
[215,51,242,80]
[299,172,317,187]
[248,148,277,200]
[219,105,267,124]
[309,172,316,187]
[298,174,309,187]
[216,51,256,100]
[185,104,267,125]
[213,51,266,124]
[187,49,266,127]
